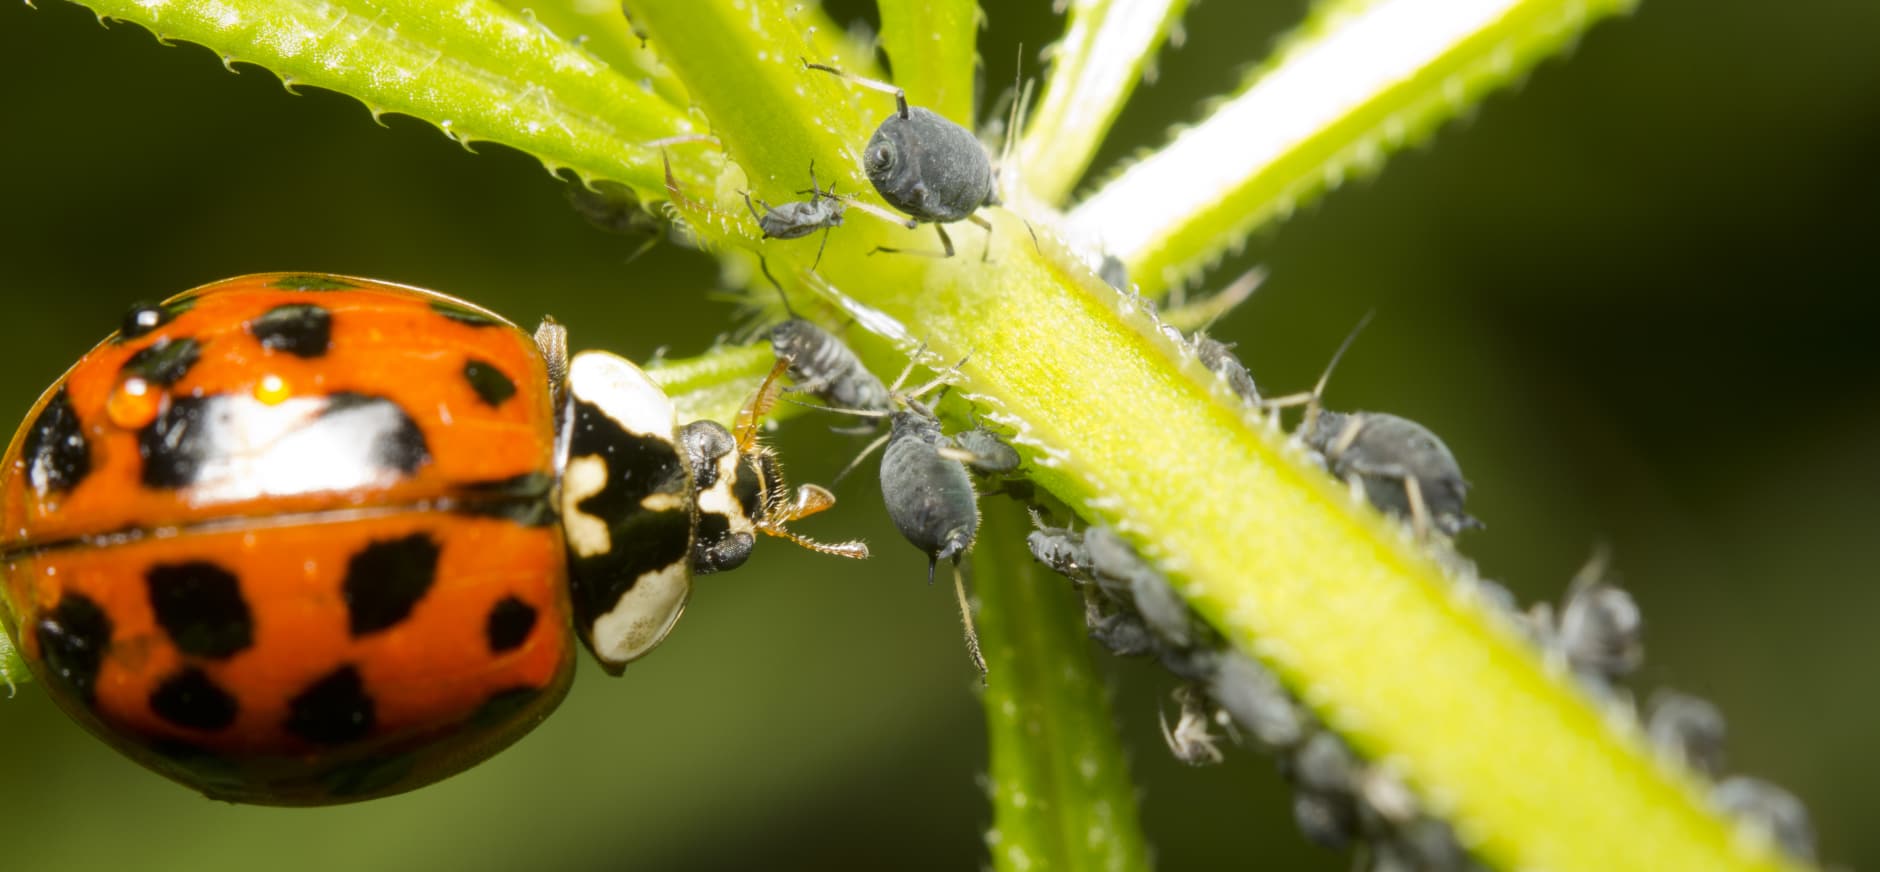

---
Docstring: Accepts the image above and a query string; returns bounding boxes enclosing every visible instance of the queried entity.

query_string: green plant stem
[877,0,980,126]
[977,498,1150,872]
[1015,0,1190,206]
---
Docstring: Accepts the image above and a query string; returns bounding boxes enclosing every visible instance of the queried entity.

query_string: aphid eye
[867,142,895,172]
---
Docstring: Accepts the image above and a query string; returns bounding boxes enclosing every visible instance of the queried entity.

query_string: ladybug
[0,273,866,805]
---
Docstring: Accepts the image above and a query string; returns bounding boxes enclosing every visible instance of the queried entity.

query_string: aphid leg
[953,561,989,682]
[795,159,826,198]
[872,224,957,259]
[803,58,910,119]
[1403,473,1432,540]
[812,225,832,270]
[969,213,995,262]
[742,190,768,220]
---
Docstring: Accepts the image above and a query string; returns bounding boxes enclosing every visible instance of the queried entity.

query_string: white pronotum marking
[567,351,676,439]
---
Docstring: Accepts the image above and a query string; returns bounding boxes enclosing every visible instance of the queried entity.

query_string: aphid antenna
[1566,543,1616,596]
[829,191,921,231]
[1261,309,1375,435]
[642,133,721,149]
[803,58,910,120]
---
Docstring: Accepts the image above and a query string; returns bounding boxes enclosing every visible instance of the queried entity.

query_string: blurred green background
[2,0,1876,868]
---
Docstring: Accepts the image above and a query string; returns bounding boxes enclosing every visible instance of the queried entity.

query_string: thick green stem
[1067,0,1640,295]
[978,499,1150,872]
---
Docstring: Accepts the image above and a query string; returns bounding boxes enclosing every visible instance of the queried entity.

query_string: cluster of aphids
[768,315,1020,681]
[656,59,1007,268]
[578,47,1822,867]
[1017,265,1822,868]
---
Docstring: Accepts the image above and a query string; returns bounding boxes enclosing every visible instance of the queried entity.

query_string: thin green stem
[878,0,981,126]
[1015,0,1190,206]
[977,499,1150,872]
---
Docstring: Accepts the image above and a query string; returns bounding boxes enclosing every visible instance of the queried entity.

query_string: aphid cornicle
[804,59,998,259]
[742,161,847,269]
[0,274,866,805]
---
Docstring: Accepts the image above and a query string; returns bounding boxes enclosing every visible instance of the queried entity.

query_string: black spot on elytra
[470,685,543,729]
[285,664,375,745]
[22,388,90,494]
[250,303,332,358]
[344,533,441,637]
[462,359,517,407]
[563,398,691,654]
[35,592,111,705]
[323,393,430,475]
[146,561,254,659]
[485,596,538,654]
[117,298,195,342]
[267,275,358,291]
[150,666,239,731]
[429,299,503,327]
[138,396,213,489]
[456,472,555,527]
[122,337,201,387]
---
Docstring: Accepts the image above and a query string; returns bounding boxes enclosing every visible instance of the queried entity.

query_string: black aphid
[743,161,847,269]
[1267,314,1479,538]
[804,59,999,259]
[768,319,891,417]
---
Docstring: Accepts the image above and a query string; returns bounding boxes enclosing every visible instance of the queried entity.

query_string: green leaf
[1015,0,1191,206]
[977,499,1151,872]
[645,342,775,426]
[1067,0,1640,295]
[877,0,981,126]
